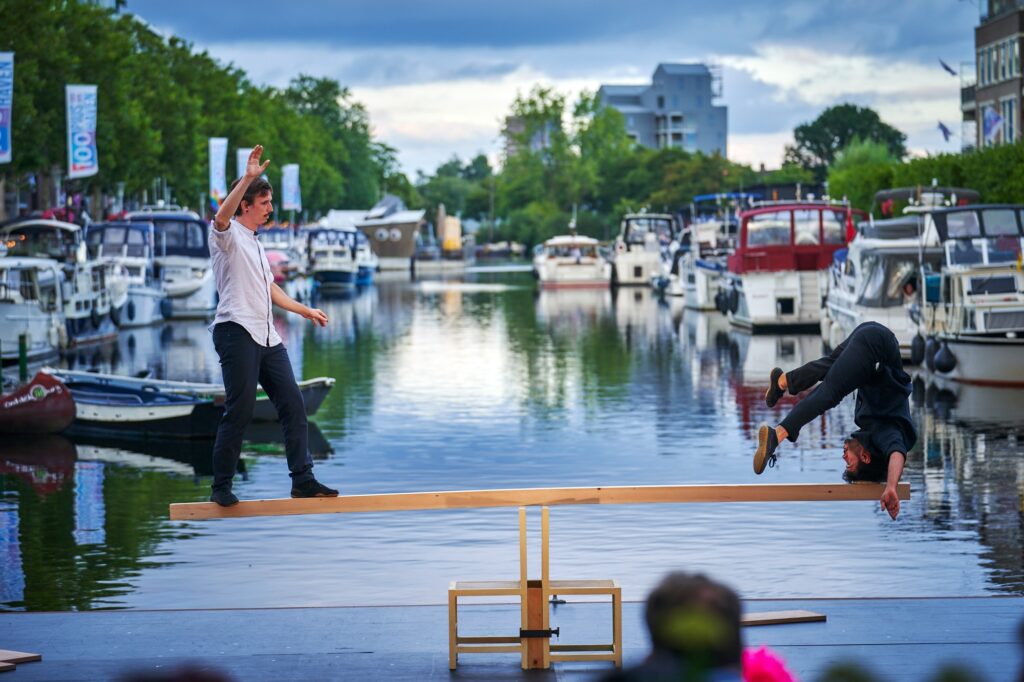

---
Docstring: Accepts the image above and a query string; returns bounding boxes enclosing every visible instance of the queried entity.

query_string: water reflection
[1,272,1022,611]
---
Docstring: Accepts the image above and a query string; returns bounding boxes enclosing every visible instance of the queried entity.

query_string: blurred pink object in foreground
[743,645,796,682]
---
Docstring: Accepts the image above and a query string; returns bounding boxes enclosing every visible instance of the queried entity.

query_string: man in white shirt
[208,144,337,507]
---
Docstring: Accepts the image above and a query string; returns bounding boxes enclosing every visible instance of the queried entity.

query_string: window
[823,211,847,244]
[747,211,791,247]
[684,131,698,150]
[1002,98,1017,141]
[946,211,981,238]
[657,95,665,109]
[982,209,1018,235]
[1015,40,1021,76]
[793,210,821,245]
[627,115,635,128]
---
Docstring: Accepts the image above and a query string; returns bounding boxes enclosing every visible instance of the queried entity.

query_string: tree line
[0,0,412,218]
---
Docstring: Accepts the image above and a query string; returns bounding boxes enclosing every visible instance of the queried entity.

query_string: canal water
[1,270,1022,611]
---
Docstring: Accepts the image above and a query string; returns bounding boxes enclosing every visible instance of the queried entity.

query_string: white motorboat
[820,187,978,357]
[0,256,67,362]
[306,228,359,290]
[611,213,678,287]
[532,235,611,289]
[717,201,863,331]
[911,203,1024,386]
[0,219,128,347]
[126,210,217,319]
[86,222,166,327]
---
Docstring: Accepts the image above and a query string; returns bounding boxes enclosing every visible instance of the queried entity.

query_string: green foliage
[827,139,897,210]
[785,104,907,181]
[0,0,403,216]
[827,139,1024,214]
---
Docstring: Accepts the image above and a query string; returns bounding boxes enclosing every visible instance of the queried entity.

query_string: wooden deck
[1,596,1019,680]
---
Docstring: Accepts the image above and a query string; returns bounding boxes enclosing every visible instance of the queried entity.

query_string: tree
[827,139,897,211]
[785,104,907,181]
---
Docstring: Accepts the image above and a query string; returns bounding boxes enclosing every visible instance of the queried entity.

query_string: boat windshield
[87,226,150,258]
[151,219,208,258]
[2,226,77,261]
[546,244,598,258]
[623,217,675,245]
[857,252,920,307]
[747,211,791,247]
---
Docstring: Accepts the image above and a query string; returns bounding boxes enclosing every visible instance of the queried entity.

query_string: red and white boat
[717,200,863,331]
[0,371,76,434]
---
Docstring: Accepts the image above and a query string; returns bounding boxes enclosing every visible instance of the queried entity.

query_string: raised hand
[245,144,270,179]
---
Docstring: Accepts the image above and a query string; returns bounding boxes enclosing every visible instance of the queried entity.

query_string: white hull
[929,335,1024,387]
[119,287,165,328]
[823,298,915,356]
[612,250,661,286]
[684,261,724,311]
[535,259,611,289]
[0,302,63,362]
[728,271,822,330]
[160,257,217,319]
[378,256,413,271]
[75,400,197,423]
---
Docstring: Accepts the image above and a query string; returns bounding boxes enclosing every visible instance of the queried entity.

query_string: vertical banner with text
[236,148,251,181]
[66,85,98,178]
[208,137,228,210]
[0,53,13,164]
[281,163,301,212]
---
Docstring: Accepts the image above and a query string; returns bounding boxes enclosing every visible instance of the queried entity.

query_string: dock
[1,596,1020,679]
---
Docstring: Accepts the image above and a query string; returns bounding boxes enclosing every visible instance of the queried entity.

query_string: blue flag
[939,59,957,77]
[938,121,952,142]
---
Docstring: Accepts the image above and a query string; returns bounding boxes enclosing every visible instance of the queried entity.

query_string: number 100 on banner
[66,84,99,179]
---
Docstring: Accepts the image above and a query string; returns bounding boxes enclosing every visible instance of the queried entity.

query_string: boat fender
[828,322,843,351]
[127,300,136,322]
[910,334,925,366]
[728,288,740,314]
[934,342,957,374]
[90,305,102,329]
[714,290,725,313]
[110,304,122,327]
[924,337,938,372]
[819,317,831,344]
[159,298,174,320]
[58,321,71,351]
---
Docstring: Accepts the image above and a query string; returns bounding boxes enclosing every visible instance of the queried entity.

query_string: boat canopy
[620,214,677,245]
[0,219,81,261]
[86,222,154,258]
[132,215,210,258]
[930,205,1024,267]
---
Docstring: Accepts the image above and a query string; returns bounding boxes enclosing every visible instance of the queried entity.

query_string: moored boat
[47,371,222,439]
[717,200,863,331]
[611,213,679,287]
[910,203,1024,386]
[0,371,76,434]
[86,221,167,327]
[533,234,611,289]
[43,367,335,422]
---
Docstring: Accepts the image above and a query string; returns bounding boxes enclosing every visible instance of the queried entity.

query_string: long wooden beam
[169,482,910,521]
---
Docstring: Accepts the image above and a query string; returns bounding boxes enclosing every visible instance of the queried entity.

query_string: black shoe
[753,423,779,475]
[210,488,239,507]
[291,479,339,498]
[765,367,785,408]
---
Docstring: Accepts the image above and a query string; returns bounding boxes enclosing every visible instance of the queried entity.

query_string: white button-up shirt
[208,219,282,347]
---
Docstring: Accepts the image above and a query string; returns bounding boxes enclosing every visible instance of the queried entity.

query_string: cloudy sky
[129,0,981,176]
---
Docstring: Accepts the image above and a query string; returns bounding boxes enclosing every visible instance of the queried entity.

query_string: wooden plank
[456,645,522,654]
[0,662,13,673]
[0,650,40,664]
[169,482,911,520]
[457,637,521,644]
[742,609,826,626]
[551,644,616,652]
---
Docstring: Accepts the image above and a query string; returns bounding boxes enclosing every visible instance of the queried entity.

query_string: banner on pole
[281,163,301,211]
[66,85,98,179]
[208,137,228,209]
[236,148,250,181]
[0,52,13,164]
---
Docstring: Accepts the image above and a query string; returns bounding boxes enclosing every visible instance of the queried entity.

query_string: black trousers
[779,322,902,441]
[211,322,313,491]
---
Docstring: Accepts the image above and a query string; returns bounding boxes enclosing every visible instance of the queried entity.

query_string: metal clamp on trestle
[520,628,559,639]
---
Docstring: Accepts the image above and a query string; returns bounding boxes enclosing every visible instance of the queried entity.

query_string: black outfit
[779,322,916,461]
[210,321,313,492]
